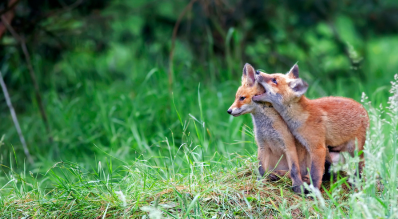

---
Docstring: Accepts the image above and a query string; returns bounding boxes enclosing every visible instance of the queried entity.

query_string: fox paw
[302,175,310,184]
[267,173,281,181]
[291,185,309,194]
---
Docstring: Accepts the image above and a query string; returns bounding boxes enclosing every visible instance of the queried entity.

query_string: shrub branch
[0,70,33,164]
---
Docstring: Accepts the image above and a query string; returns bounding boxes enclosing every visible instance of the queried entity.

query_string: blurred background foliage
[1,0,398,170]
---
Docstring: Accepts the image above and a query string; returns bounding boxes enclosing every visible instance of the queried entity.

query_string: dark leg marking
[290,163,302,185]
[258,161,265,180]
[322,159,333,182]
[290,163,308,194]
[310,161,322,189]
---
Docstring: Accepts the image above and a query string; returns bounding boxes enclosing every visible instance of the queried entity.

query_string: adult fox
[228,63,332,193]
[253,64,369,190]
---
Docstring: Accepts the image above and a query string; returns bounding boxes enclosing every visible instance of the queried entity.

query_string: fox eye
[272,78,277,84]
[239,96,246,101]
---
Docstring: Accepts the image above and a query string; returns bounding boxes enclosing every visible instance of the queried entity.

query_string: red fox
[252,64,369,190]
[228,63,314,193]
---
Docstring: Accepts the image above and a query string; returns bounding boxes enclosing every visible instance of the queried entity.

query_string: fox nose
[227,109,232,114]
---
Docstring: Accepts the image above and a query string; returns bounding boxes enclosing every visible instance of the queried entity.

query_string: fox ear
[242,63,256,86]
[286,64,299,79]
[289,78,308,97]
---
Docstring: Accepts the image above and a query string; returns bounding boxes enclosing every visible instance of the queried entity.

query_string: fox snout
[227,106,245,117]
[227,107,239,116]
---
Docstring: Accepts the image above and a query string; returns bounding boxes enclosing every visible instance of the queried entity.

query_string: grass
[0,153,314,218]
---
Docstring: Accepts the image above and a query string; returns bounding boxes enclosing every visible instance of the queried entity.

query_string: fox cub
[253,64,369,190]
[228,63,313,193]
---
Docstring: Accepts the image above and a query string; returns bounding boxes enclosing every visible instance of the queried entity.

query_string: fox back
[252,65,369,149]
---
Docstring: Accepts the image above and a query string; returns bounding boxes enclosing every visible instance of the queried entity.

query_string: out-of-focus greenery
[1,0,398,217]
[1,0,397,164]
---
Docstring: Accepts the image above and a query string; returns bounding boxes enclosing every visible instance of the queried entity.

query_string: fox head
[227,63,265,117]
[252,64,308,105]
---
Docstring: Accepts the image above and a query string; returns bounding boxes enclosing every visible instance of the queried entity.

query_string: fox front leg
[284,146,307,194]
[257,147,270,179]
[310,145,327,190]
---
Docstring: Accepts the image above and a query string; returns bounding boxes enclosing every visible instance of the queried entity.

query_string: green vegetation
[1,0,398,218]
